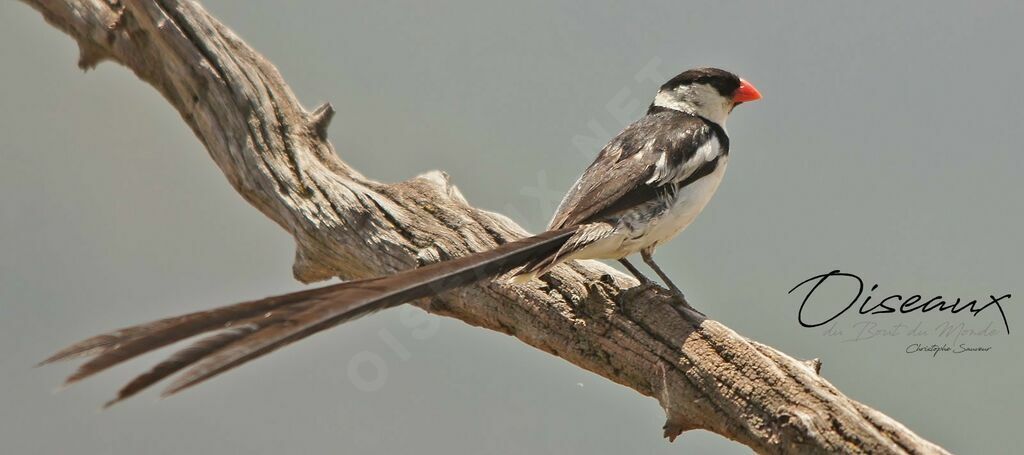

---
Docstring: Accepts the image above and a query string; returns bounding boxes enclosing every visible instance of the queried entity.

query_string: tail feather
[161,297,368,398]
[44,227,576,404]
[39,284,343,368]
[512,223,613,282]
[104,302,315,407]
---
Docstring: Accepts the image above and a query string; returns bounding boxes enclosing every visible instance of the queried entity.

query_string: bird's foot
[669,291,705,318]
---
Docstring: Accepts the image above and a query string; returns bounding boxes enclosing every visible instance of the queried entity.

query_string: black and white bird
[42,67,761,405]
[513,68,761,299]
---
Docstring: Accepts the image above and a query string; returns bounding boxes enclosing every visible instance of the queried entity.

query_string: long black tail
[40,227,576,406]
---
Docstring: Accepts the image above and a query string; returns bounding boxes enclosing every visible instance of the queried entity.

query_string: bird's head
[651,67,761,126]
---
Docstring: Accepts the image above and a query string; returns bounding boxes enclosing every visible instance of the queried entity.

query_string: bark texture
[22,1,950,453]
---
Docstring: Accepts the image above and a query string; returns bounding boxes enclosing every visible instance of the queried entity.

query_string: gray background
[2,1,1021,453]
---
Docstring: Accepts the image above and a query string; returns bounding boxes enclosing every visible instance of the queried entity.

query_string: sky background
[2,1,1022,453]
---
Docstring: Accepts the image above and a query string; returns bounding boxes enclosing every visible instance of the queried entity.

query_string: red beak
[733,78,762,103]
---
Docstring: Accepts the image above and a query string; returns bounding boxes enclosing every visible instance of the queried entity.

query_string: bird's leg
[618,258,653,285]
[640,247,704,317]
[641,249,684,298]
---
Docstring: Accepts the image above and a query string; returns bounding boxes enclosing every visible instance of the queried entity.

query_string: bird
[40,67,761,407]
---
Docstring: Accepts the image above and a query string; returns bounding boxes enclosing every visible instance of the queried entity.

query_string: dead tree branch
[21,1,949,453]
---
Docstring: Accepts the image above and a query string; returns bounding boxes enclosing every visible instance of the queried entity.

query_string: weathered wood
[21,1,950,453]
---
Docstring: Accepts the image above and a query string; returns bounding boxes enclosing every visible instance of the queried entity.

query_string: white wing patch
[693,136,721,163]
[646,134,721,185]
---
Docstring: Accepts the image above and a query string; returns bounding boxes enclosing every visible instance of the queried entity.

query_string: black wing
[548,111,726,229]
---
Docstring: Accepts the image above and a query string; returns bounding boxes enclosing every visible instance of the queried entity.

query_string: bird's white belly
[561,157,728,261]
[624,157,728,252]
